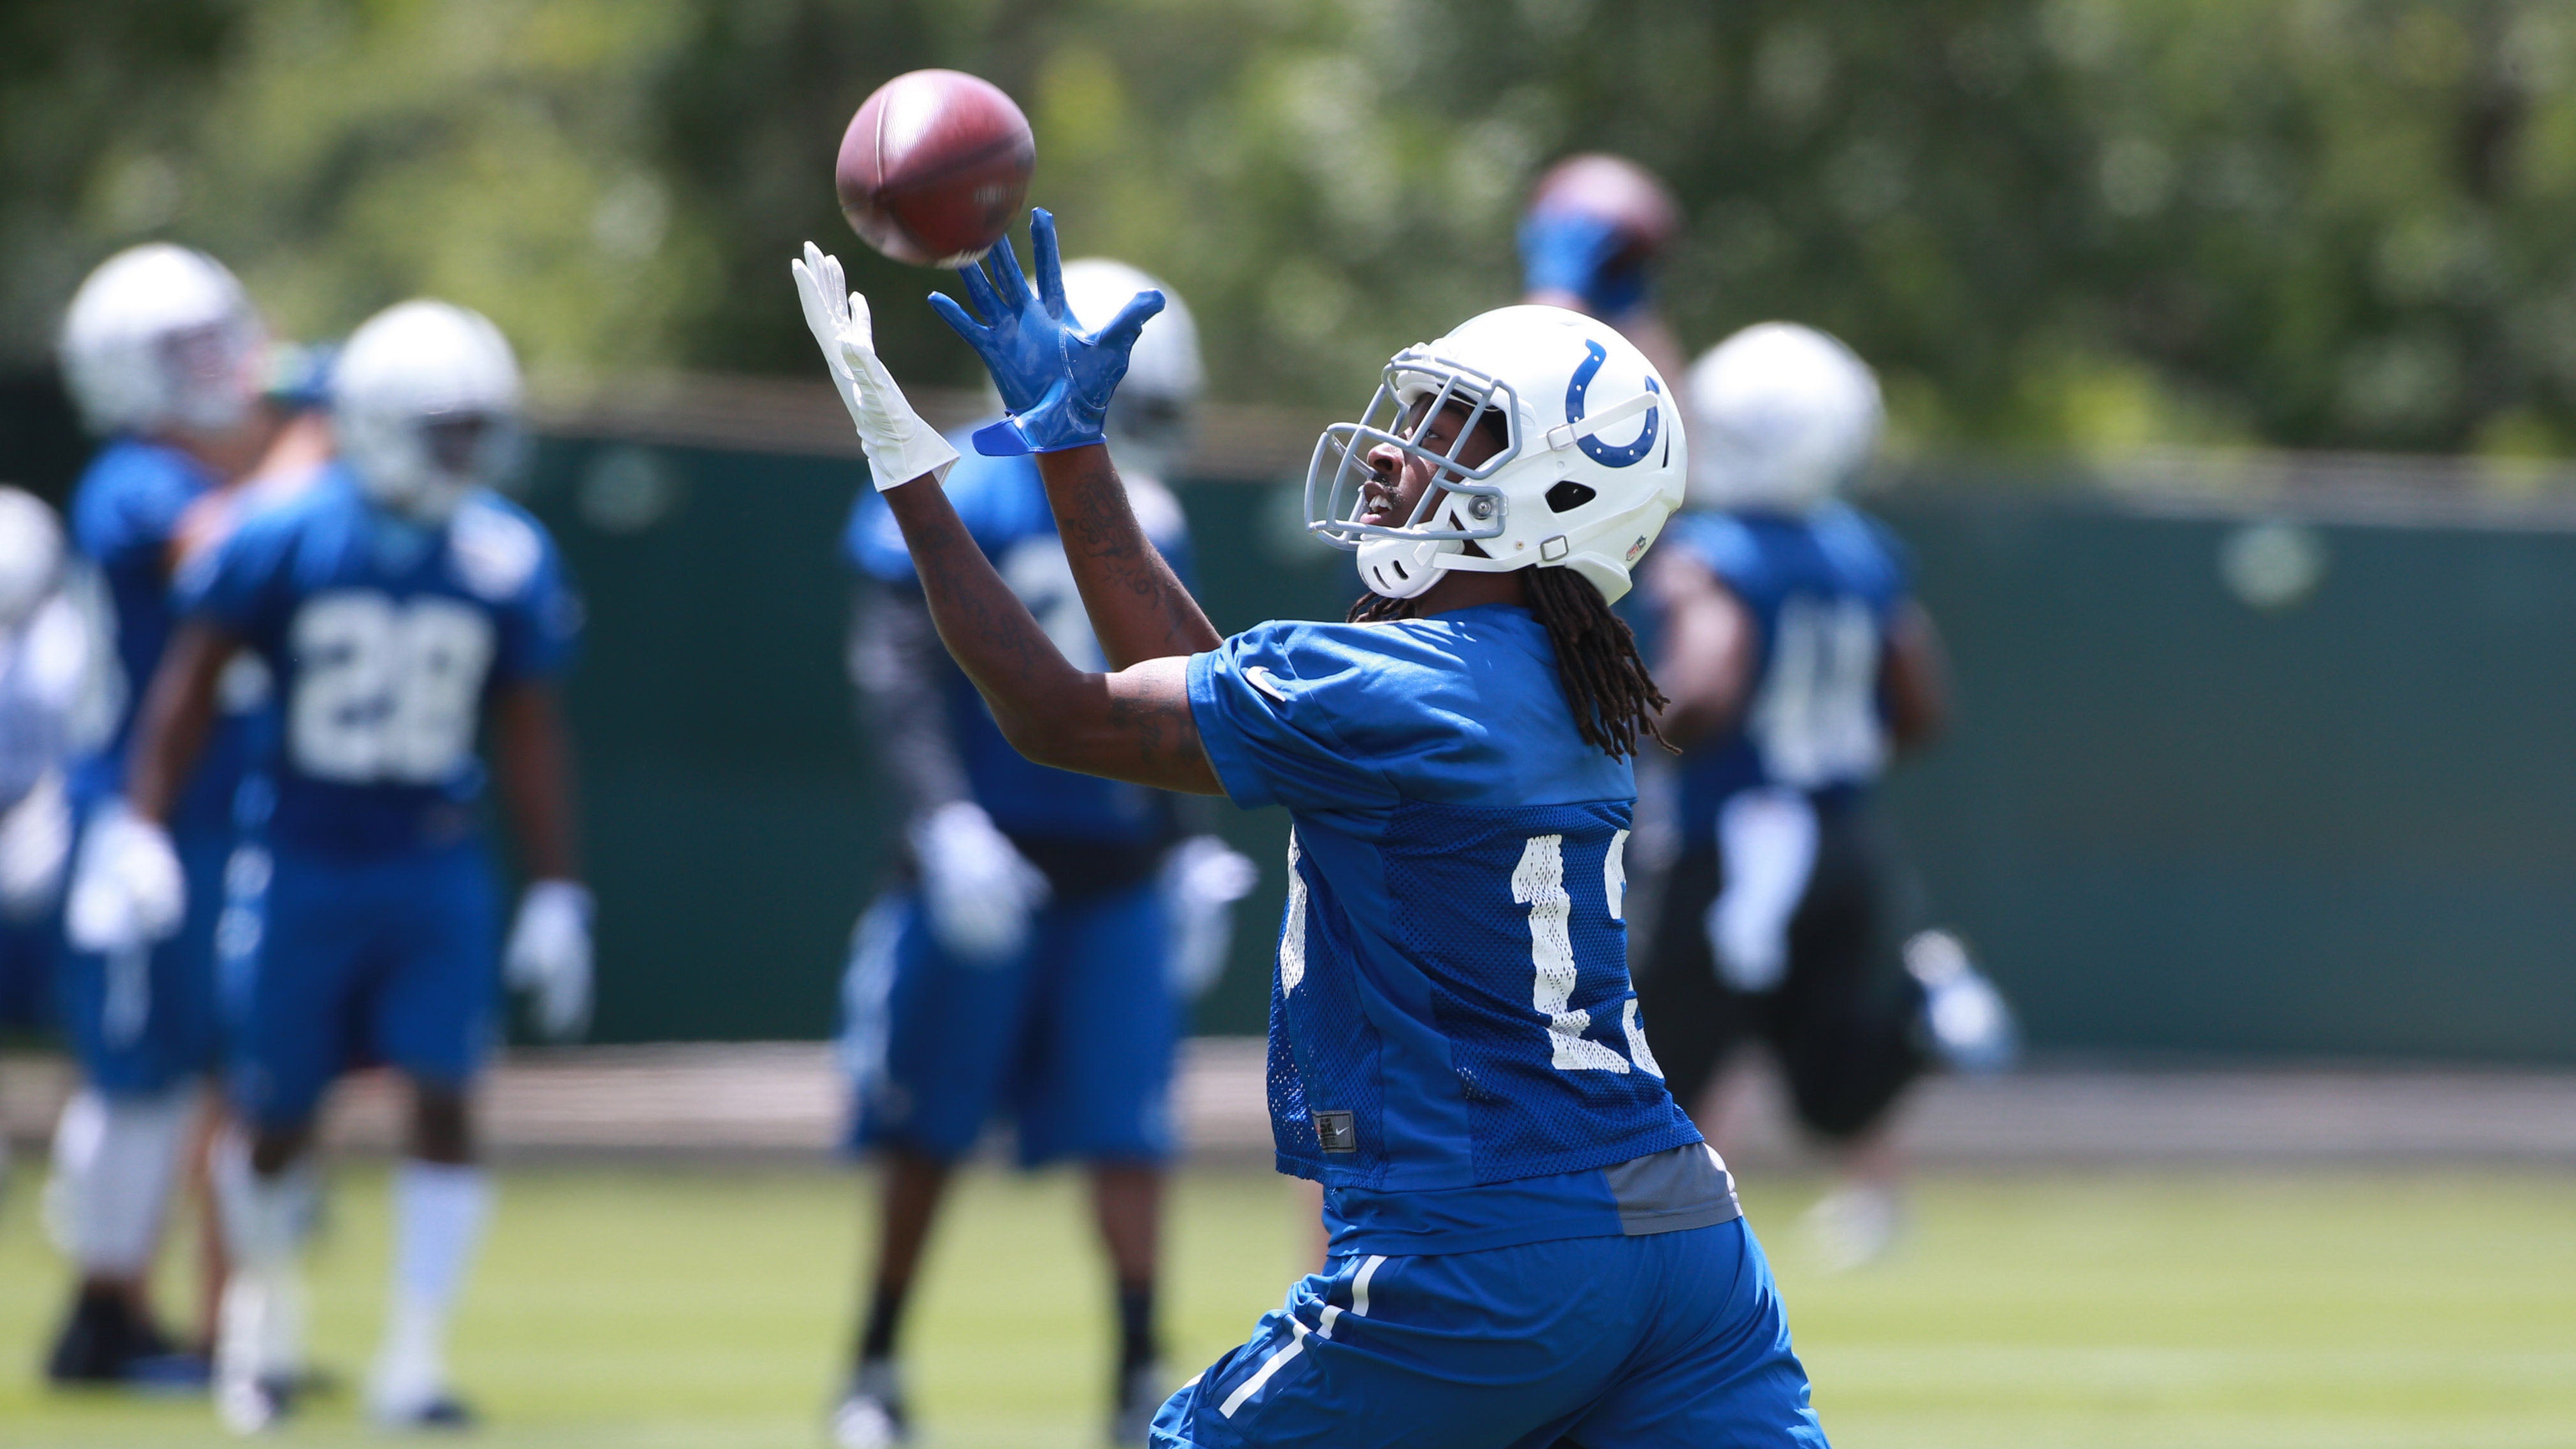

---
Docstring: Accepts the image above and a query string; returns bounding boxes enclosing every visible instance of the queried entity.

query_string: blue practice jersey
[1190,605,1715,1255]
[844,432,1193,845]
[1664,505,1910,836]
[179,467,578,856]
[67,438,260,832]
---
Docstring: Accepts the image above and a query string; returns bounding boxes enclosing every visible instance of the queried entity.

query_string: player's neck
[1411,567,1528,618]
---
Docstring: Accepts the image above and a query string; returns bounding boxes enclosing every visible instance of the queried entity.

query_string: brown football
[836,69,1035,267]
[1527,154,1682,261]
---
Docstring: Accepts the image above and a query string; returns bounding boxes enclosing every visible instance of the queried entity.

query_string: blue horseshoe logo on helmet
[1563,339,1660,468]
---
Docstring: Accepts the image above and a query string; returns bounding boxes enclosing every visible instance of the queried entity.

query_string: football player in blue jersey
[44,244,282,1388]
[794,211,1829,1446]
[826,256,1255,1447]
[96,298,592,1432]
[0,489,85,1211]
[1633,323,2016,1269]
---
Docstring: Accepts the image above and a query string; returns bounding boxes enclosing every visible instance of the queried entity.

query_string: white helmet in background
[1685,322,1883,513]
[1306,304,1684,605]
[58,244,266,438]
[1060,258,1204,482]
[333,300,524,524]
[0,488,66,633]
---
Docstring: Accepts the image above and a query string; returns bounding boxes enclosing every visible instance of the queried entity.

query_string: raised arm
[790,240,1222,796]
[929,212,1220,669]
[877,471,1217,793]
[1033,446,1218,667]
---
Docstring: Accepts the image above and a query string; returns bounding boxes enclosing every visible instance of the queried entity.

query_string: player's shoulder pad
[448,491,554,602]
[1215,615,1486,731]
[939,432,1049,537]
[70,439,205,553]
[1672,508,1764,583]
[1811,502,1909,593]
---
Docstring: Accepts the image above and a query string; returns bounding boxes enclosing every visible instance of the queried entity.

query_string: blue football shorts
[221,840,498,1129]
[55,813,235,1095]
[841,878,1177,1167]
[1153,1218,1830,1449]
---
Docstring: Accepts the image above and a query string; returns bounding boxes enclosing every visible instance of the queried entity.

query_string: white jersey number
[289,592,494,783]
[1748,595,1885,789]
[1513,831,1660,1077]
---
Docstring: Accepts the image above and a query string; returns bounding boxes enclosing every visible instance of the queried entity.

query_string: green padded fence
[522,433,2576,1063]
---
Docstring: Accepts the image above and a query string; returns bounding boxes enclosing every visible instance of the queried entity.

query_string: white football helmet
[1306,304,1684,604]
[333,300,525,524]
[0,488,65,634]
[1685,323,1883,512]
[59,244,265,438]
[1060,258,1203,482]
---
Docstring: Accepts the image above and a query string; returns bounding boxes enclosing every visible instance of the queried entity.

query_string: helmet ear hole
[1546,480,1597,513]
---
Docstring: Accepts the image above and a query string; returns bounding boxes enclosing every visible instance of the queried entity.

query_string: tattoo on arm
[1034,446,1222,668]
[879,472,1221,795]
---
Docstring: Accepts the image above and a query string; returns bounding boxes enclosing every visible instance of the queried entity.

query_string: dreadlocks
[1346,565,1671,759]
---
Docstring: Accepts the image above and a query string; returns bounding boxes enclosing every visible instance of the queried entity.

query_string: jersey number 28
[289,592,494,783]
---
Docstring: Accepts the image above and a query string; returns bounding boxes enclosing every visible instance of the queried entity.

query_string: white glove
[64,802,184,955]
[793,242,962,493]
[1160,834,1259,1000]
[909,801,1048,964]
[504,879,594,1040]
[0,771,71,921]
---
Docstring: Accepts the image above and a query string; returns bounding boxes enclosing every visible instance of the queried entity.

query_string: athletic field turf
[2,1162,2570,1447]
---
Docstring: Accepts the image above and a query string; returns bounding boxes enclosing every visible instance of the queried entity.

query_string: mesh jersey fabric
[844,426,1194,845]
[179,466,578,856]
[1188,604,1702,1215]
[66,437,260,832]
[1662,504,1910,833]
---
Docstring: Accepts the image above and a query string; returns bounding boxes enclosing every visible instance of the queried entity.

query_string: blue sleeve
[492,528,581,684]
[1186,622,1401,813]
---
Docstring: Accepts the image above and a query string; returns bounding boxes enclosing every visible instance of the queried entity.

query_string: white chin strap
[1358,535,1455,600]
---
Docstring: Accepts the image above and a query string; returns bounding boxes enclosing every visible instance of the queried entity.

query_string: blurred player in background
[1517,153,1690,414]
[798,210,1828,1447]
[0,489,85,1210]
[98,298,593,1432]
[1632,323,2016,1269]
[826,256,1254,1448]
[44,243,280,1388]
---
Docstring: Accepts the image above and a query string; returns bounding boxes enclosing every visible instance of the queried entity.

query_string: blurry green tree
[8,0,2576,456]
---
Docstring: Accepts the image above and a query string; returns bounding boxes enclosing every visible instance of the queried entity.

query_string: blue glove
[1518,210,1649,318]
[929,210,1166,456]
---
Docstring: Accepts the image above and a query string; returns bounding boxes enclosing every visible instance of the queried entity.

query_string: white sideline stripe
[1317,1253,1385,1340]
[1218,1322,1306,1418]
[1352,1253,1386,1316]
[1216,1256,1386,1418]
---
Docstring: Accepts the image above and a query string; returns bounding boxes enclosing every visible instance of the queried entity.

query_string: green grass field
[3,1161,2572,1448]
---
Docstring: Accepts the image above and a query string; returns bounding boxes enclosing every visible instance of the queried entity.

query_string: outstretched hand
[930,209,1166,456]
[791,241,960,492]
[1519,210,1648,319]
